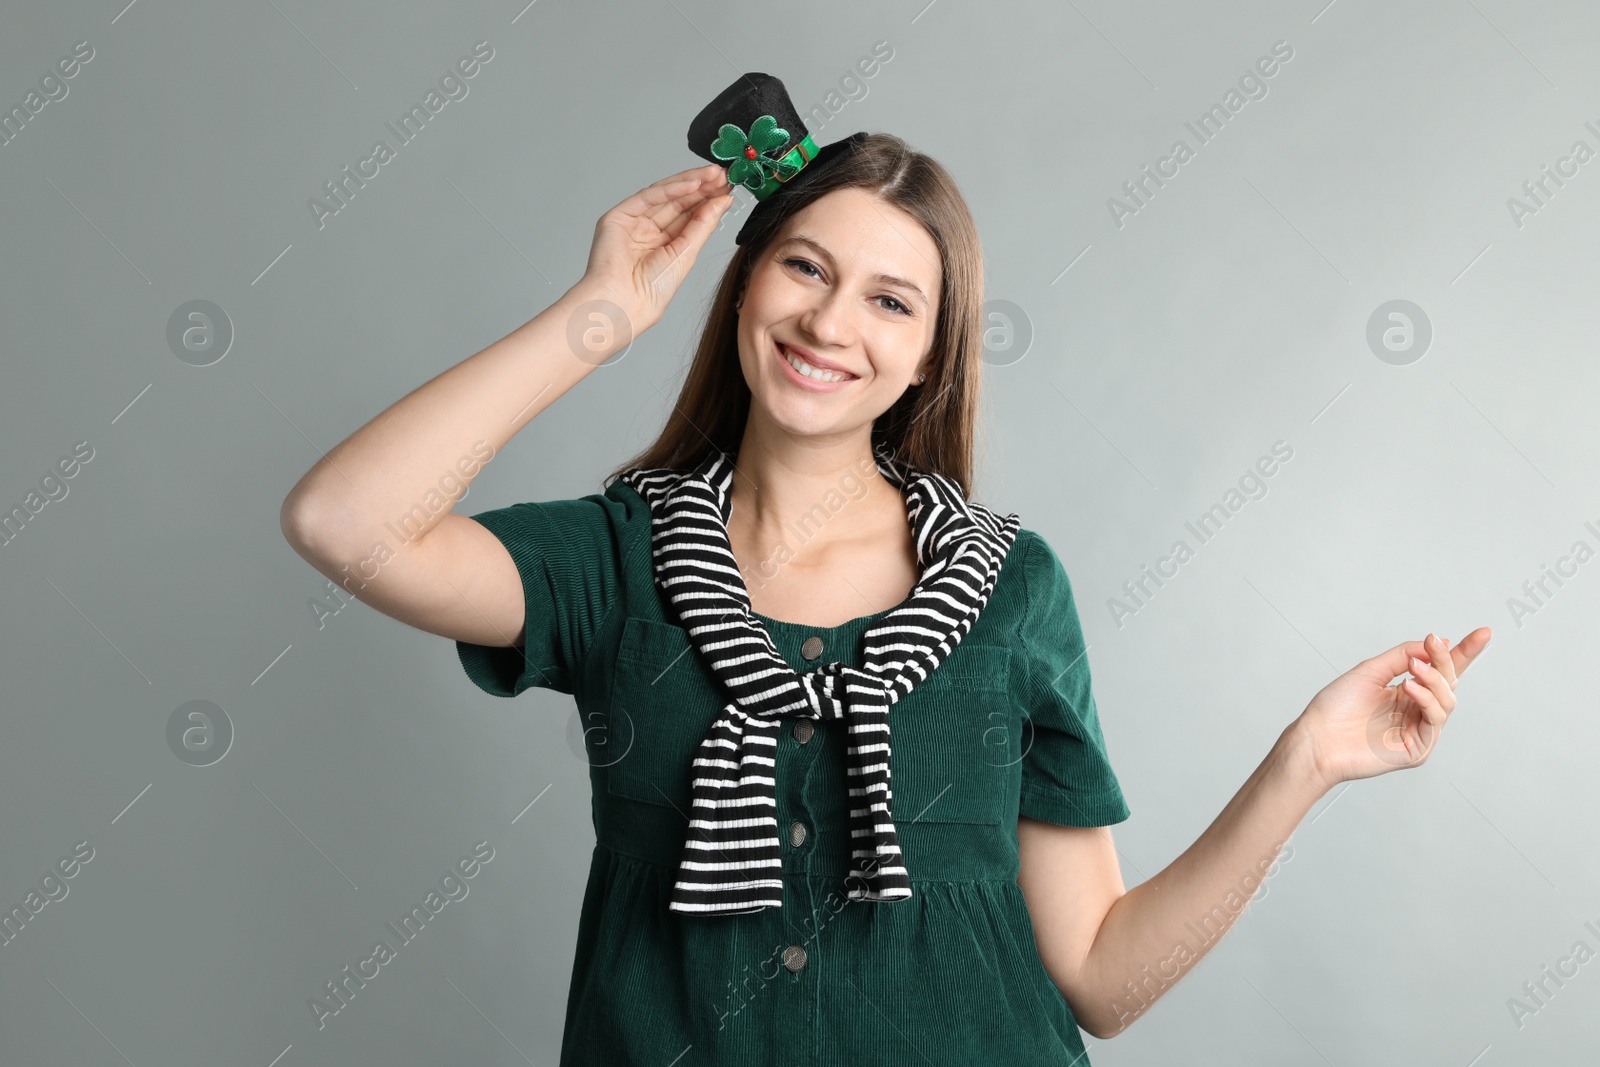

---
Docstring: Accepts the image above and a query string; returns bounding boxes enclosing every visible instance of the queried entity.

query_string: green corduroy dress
[456,478,1130,1066]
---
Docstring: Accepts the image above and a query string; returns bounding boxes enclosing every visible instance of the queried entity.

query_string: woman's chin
[743,369,892,440]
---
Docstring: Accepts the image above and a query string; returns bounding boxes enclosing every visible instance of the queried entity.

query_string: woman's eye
[786,259,912,316]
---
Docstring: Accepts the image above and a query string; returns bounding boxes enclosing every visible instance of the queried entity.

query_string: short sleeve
[1016,531,1131,827]
[454,483,640,698]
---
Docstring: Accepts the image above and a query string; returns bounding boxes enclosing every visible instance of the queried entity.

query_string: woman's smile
[775,339,859,392]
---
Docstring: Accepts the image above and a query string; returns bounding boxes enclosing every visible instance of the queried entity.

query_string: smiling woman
[279,69,1491,1067]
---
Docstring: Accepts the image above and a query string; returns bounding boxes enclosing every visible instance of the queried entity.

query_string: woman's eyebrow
[778,235,929,305]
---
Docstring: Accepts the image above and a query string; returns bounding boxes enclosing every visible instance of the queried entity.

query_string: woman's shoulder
[1000,524,1049,578]
[598,473,651,516]
[568,477,654,554]
[955,523,1040,648]
[1002,525,1084,622]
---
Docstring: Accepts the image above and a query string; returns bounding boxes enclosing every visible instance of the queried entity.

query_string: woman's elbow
[1081,1016,1130,1042]
[1062,985,1137,1042]
[279,487,350,562]
[279,488,320,553]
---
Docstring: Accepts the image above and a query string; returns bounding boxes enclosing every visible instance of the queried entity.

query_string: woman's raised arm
[278,164,734,648]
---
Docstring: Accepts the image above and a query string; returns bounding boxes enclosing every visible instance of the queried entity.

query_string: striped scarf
[617,442,1021,916]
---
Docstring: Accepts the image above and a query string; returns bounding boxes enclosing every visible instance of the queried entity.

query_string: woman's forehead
[775,191,941,302]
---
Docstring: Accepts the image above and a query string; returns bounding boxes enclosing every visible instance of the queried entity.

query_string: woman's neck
[725,432,905,563]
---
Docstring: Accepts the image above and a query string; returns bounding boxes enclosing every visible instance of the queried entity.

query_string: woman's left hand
[1293,627,1493,790]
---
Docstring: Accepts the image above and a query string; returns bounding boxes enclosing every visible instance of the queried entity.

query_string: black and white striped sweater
[617,442,1021,915]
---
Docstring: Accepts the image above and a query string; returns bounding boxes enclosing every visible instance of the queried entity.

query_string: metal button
[782,945,808,972]
[801,635,824,660]
[793,719,815,744]
[789,821,807,847]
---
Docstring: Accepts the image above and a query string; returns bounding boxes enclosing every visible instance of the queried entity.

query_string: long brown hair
[603,132,988,498]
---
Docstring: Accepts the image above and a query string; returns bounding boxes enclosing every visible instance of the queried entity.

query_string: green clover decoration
[710,115,803,192]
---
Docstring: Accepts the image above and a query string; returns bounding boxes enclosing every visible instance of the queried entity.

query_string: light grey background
[2,0,1595,1064]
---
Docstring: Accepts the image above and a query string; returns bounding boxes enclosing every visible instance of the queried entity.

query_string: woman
[281,130,1490,1062]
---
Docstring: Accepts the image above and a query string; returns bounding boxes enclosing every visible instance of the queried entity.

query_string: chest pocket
[885,644,1014,825]
[605,617,728,813]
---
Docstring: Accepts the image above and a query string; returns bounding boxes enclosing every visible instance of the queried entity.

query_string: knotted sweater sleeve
[454,482,642,698]
[1016,530,1131,827]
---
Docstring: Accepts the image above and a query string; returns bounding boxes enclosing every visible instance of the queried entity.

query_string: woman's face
[736,186,942,443]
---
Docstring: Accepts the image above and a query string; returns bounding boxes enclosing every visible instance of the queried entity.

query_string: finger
[647,175,730,231]
[674,191,734,256]
[1355,640,1434,687]
[1401,674,1447,728]
[1360,627,1491,689]
[634,169,731,234]
[643,191,720,253]
[613,168,725,221]
[656,197,711,244]
[646,167,730,218]
[646,163,725,190]
[653,193,733,285]
[1407,654,1457,718]
[1423,634,1458,688]
[1447,627,1493,678]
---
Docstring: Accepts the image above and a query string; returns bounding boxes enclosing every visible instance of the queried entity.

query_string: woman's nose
[798,290,852,345]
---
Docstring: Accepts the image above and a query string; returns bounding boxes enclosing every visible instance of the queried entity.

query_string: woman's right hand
[580,163,736,331]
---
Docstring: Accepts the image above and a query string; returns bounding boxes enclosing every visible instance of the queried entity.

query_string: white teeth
[781,345,850,383]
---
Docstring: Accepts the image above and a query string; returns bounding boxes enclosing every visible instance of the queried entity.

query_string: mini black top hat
[687,72,868,246]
